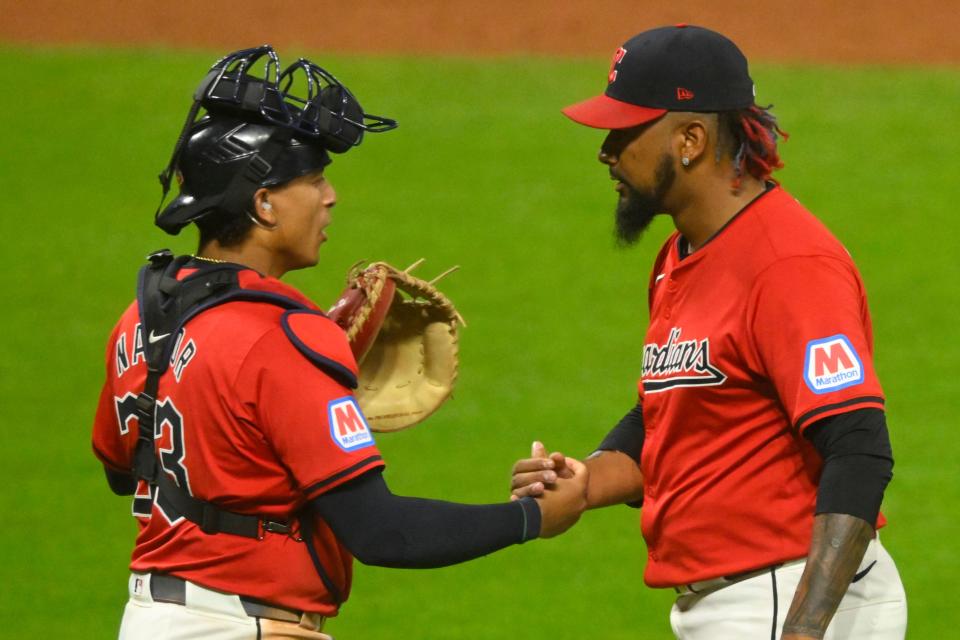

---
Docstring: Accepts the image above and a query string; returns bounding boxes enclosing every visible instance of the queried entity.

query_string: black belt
[674,557,877,597]
[149,573,307,625]
[674,562,790,596]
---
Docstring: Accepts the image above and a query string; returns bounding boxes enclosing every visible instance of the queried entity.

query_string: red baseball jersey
[638,186,885,587]
[91,267,384,615]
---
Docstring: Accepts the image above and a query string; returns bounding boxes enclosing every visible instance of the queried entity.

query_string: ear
[676,118,710,166]
[251,187,278,227]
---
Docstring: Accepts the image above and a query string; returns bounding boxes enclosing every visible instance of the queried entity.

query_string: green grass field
[1,46,957,638]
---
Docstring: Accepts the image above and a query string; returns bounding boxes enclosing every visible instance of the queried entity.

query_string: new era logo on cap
[676,87,695,101]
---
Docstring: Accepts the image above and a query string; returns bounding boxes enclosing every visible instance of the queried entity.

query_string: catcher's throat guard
[328,260,465,433]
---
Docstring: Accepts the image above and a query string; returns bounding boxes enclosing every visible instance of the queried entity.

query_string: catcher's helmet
[155,45,397,235]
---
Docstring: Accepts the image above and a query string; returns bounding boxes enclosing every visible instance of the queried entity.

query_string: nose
[324,182,337,209]
[598,131,618,166]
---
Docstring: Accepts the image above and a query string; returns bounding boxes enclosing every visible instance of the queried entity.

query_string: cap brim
[561,94,667,129]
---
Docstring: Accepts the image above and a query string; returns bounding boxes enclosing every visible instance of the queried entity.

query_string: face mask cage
[201,45,288,123]
[156,45,397,219]
[278,57,398,144]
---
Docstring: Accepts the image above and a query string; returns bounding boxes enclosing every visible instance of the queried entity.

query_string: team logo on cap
[608,47,627,83]
[328,397,375,451]
[641,327,727,393]
[803,335,864,394]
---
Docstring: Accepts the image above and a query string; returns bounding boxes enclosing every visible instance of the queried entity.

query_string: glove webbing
[388,262,464,326]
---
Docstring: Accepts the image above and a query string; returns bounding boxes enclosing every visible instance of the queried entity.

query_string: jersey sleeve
[236,324,384,502]
[745,255,885,433]
[91,319,132,472]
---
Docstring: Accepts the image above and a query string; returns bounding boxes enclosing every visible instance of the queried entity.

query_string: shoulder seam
[229,319,293,394]
[750,253,857,294]
[742,254,862,378]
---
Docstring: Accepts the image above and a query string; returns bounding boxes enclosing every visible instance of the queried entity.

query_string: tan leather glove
[328,260,464,432]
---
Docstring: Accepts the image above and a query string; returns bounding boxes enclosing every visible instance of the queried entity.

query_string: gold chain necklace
[191,254,228,264]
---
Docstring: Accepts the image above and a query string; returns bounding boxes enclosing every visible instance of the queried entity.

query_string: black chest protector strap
[131,250,308,540]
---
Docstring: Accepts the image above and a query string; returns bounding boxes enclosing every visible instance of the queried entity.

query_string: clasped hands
[510,441,588,538]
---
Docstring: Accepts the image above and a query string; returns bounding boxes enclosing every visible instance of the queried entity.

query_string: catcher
[91,46,587,640]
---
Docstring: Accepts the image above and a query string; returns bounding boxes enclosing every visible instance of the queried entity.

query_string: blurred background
[1,1,957,638]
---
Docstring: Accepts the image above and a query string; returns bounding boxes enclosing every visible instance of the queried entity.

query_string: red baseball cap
[563,25,755,130]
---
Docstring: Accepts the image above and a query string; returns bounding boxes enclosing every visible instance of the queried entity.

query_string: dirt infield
[1,0,957,64]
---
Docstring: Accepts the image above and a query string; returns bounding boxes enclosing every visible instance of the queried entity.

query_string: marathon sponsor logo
[804,335,864,394]
[328,397,375,451]
[641,327,727,393]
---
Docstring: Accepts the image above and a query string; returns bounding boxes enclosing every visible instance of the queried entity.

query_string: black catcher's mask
[155,45,397,234]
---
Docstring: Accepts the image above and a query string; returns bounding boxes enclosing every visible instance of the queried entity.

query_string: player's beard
[615,153,676,246]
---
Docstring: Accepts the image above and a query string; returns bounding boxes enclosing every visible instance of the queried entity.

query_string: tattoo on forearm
[781,513,873,638]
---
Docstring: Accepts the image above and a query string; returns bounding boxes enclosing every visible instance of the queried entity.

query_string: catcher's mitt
[328,259,465,432]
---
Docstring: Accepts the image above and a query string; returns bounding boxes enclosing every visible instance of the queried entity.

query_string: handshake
[509,441,589,539]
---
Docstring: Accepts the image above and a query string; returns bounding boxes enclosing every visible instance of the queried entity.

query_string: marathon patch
[328,397,375,452]
[803,335,864,394]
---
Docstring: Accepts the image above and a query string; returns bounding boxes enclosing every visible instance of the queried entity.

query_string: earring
[681,156,690,167]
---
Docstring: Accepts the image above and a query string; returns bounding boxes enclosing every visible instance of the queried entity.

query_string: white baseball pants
[669,537,907,639]
[117,573,333,640]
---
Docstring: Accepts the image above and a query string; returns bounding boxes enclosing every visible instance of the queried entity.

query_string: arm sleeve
[310,469,541,568]
[594,404,645,462]
[745,255,885,433]
[104,467,137,496]
[805,408,893,526]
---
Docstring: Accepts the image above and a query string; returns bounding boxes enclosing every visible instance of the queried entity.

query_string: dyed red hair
[720,105,789,189]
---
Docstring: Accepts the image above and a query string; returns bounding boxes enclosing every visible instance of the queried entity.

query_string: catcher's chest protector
[130,250,353,602]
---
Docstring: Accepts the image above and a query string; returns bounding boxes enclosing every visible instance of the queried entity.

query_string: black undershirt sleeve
[594,403,645,462]
[804,407,894,525]
[593,403,645,509]
[309,469,541,568]
[104,466,137,496]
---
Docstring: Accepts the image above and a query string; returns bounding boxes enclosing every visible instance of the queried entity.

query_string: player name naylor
[642,327,727,393]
